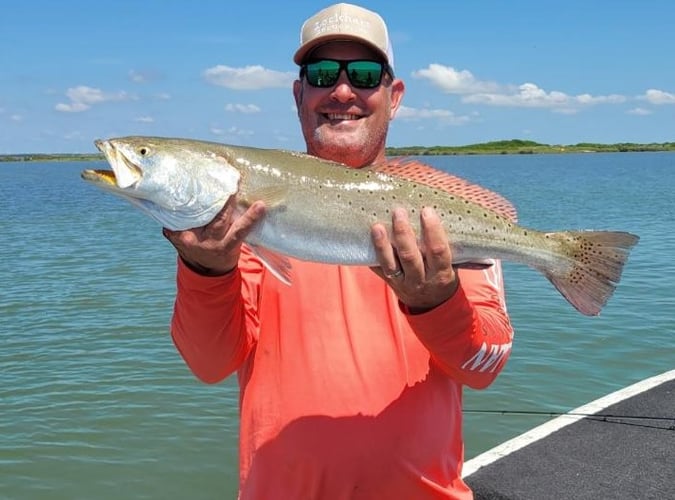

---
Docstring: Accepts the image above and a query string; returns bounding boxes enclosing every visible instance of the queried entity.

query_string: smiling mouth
[324,113,362,121]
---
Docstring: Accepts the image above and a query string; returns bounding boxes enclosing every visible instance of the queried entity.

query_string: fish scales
[219,145,518,265]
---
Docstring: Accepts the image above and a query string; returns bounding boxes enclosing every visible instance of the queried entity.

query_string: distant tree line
[0,153,103,162]
[386,139,675,156]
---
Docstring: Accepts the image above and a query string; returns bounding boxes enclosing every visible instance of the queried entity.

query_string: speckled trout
[82,136,639,316]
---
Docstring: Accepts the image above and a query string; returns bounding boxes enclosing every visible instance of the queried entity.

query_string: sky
[1,0,674,154]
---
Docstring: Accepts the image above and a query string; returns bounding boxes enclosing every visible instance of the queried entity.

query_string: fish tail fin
[539,231,639,316]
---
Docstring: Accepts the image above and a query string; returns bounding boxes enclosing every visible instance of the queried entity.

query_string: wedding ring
[385,269,404,279]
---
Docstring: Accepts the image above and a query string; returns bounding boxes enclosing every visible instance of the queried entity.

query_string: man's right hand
[162,198,266,276]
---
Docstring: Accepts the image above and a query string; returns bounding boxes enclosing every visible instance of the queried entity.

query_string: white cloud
[129,69,161,83]
[55,85,132,113]
[412,64,499,94]
[464,83,569,107]
[575,93,626,105]
[55,101,89,113]
[210,125,254,138]
[627,107,652,115]
[552,107,580,115]
[642,89,675,104]
[134,116,154,123]
[129,70,148,83]
[464,83,626,109]
[413,64,627,112]
[225,103,261,114]
[203,65,295,90]
[396,105,473,125]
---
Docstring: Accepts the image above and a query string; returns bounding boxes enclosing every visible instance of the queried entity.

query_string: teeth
[327,113,359,120]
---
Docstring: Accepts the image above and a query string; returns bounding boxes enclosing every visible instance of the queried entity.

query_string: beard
[305,119,388,167]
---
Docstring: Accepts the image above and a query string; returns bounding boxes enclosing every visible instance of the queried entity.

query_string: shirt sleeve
[404,260,514,389]
[170,249,263,384]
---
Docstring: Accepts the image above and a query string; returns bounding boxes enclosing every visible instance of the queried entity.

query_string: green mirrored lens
[345,61,383,88]
[306,60,341,87]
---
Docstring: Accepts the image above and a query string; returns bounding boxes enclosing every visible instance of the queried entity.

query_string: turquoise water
[1,153,673,499]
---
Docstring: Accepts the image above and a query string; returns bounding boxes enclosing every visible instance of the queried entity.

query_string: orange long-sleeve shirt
[171,246,514,499]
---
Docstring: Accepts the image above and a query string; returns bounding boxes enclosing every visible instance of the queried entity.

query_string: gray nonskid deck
[463,370,675,500]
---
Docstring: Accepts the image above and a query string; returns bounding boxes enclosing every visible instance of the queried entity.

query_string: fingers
[370,208,426,282]
[201,197,241,238]
[162,199,266,276]
[227,200,266,243]
[371,206,458,311]
[370,223,401,280]
[420,206,453,275]
[162,197,236,248]
[375,207,451,275]
[420,206,458,298]
[390,208,424,281]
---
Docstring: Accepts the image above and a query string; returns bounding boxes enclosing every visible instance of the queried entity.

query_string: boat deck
[463,370,675,499]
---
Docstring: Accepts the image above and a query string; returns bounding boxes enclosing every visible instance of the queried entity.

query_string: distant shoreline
[385,139,675,156]
[0,153,104,163]
[2,139,674,162]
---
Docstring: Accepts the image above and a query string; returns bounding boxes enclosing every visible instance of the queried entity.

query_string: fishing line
[464,409,675,430]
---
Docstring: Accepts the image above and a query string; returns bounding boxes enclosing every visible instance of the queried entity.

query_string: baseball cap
[294,3,395,70]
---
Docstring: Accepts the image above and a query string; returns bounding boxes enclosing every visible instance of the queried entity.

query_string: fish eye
[139,146,150,156]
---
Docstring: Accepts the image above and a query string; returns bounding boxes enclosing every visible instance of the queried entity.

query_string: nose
[330,72,356,102]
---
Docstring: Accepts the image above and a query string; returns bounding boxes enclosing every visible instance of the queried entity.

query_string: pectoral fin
[249,244,293,285]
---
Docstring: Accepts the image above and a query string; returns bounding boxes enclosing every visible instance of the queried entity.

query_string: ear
[293,79,303,108]
[388,78,405,120]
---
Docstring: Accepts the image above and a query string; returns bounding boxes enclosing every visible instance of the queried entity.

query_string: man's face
[293,41,404,167]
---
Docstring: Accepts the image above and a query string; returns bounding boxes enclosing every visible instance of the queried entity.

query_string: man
[164,3,514,498]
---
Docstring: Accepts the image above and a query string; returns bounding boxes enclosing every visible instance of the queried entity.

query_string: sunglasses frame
[300,58,393,89]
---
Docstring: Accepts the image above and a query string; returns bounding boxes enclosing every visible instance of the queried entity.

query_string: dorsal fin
[372,158,518,222]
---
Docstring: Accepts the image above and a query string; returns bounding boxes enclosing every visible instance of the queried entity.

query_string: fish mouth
[81,139,143,189]
[81,168,118,186]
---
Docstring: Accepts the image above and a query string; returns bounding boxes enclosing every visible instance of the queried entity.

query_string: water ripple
[1,156,673,498]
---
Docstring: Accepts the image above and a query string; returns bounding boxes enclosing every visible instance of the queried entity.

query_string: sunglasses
[300,59,393,89]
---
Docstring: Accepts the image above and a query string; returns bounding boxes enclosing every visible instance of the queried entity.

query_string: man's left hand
[371,207,459,313]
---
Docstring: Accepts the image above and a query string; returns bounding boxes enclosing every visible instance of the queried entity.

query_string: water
[1,153,673,499]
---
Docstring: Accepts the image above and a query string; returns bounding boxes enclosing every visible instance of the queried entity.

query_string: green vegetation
[386,139,675,156]
[2,140,674,162]
[0,153,103,162]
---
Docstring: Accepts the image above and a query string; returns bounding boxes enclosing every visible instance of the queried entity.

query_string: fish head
[82,136,241,230]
